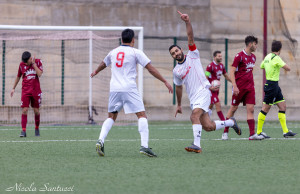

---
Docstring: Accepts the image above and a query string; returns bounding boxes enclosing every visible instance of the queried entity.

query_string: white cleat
[249,133,265,140]
[222,132,228,140]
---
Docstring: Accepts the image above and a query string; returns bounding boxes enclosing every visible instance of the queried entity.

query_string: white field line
[1,138,300,143]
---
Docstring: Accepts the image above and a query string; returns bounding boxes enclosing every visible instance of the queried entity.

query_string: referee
[257,40,297,138]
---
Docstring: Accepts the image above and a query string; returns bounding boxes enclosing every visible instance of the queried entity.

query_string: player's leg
[96,92,121,157]
[32,93,42,136]
[275,88,297,137]
[185,108,203,153]
[257,104,271,138]
[20,94,30,137]
[33,108,40,136]
[215,102,225,121]
[222,105,239,140]
[200,111,239,134]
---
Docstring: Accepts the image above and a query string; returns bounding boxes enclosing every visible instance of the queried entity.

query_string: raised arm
[177,11,195,46]
[145,63,173,93]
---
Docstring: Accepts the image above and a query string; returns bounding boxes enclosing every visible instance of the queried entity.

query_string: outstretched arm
[177,11,194,46]
[282,64,291,71]
[91,61,107,78]
[145,63,173,93]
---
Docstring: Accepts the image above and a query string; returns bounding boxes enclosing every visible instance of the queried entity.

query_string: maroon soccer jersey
[17,59,43,95]
[206,61,226,83]
[232,50,256,89]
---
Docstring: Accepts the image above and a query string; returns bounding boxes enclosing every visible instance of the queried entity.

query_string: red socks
[35,114,40,130]
[21,114,27,132]
[217,111,225,121]
[247,119,255,136]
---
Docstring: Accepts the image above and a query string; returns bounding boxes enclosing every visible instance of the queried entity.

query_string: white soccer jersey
[173,46,211,104]
[103,45,151,92]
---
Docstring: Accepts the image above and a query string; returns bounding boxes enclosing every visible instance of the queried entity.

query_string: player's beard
[176,53,185,62]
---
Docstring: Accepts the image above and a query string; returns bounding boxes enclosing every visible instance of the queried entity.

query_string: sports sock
[192,124,202,147]
[257,111,267,134]
[223,117,229,133]
[99,118,114,143]
[138,117,149,148]
[278,111,289,134]
[247,119,255,136]
[208,109,212,117]
[214,119,234,130]
[217,111,225,121]
[21,114,27,132]
[35,114,40,130]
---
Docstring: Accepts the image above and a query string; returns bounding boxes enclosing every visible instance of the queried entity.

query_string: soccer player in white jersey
[169,11,241,153]
[91,29,173,157]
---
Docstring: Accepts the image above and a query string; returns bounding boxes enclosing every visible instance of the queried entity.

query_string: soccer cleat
[19,131,27,137]
[185,144,202,153]
[222,132,228,140]
[230,117,242,135]
[249,133,265,140]
[35,129,40,136]
[96,139,105,157]
[283,131,297,138]
[140,147,157,157]
[258,132,270,139]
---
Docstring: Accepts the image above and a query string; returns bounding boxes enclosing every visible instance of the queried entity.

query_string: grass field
[0,121,299,194]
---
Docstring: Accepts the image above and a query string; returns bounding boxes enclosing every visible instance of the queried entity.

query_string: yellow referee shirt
[260,53,286,81]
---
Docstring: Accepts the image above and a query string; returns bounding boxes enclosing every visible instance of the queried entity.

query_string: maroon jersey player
[11,51,43,137]
[205,51,231,122]
[223,36,264,140]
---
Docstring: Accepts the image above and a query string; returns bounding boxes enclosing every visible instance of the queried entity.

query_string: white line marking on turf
[1,138,300,143]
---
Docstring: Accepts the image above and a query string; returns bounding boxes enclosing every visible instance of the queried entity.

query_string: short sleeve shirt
[205,61,226,83]
[260,53,285,81]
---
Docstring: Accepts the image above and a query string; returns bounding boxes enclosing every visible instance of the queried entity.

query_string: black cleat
[283,131,297,138]
[20,131,27,137]
[96,139,105,156]
[140,147,157,157]
[230,117,242,135]
[35,129,40,136]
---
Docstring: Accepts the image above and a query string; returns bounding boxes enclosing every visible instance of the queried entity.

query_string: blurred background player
[257,40,297,138]
[223,36,264,140]
[11,51,43,137]
[205,51,231,125]
[170,11,241,153]
[91,28,173,157]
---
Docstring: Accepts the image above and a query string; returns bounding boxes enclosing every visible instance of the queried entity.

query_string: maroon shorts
[231,88,255,106]
[21,92,42,108]
[210,91,220,104]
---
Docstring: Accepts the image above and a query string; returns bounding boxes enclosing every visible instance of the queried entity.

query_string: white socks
[138,117,149,148]
[214,119,234,130]
[99,118,114,143]
[193,124,202,147]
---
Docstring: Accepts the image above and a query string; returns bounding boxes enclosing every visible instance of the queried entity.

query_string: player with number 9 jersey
[103,45,150,92]
[91,29,173,157]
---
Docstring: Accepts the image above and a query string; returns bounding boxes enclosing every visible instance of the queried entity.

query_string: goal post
[0,25,144,124]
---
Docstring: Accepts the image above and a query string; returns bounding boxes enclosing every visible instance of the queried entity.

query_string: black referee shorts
[263,80,285,105]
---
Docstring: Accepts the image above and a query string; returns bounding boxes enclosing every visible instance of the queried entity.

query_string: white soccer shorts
[108,91,145,114]
[190,88,211,112]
